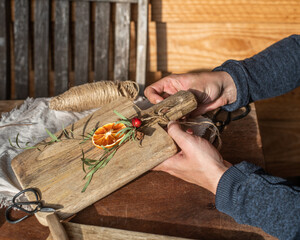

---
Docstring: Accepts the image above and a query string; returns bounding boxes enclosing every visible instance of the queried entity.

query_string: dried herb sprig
[9,128,62,151]
[80,110,142,192]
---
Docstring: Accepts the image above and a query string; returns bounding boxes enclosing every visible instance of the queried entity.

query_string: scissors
[212,104,251,132]
[5,188,56,224]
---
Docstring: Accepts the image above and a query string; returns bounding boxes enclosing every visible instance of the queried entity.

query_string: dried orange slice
[92,123,126,149]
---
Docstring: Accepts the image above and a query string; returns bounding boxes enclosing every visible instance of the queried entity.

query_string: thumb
[167,121,193,150]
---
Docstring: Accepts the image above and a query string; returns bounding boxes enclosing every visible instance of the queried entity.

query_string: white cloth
[0,97,216,208]
[0,98,94,207]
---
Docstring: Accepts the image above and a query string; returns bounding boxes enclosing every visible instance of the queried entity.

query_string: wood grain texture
[114,2,130,81]
[150,0,300,23]
[148,22,300,72]
[14,0,29,99]
[47,222,188,240]
[0,100,271,239]
[54,0,69,95]
[74,1,90,85]
[220,104,265,168]
[0,100,23,116]
[256,87,300,177]
[72,0,138,2]
[75,173,273,240]
[34,0,50,97]
[135,0,148,94]
[0,206,49,240]
[0,0,9,100]
[94,2,110,81]
[11,97,183,225]
[46,213,69,240]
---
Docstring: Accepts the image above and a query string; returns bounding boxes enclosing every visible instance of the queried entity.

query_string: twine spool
[49,81,139,112]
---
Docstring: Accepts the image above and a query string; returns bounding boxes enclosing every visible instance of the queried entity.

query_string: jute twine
[140,106,222,150]
[49,81,139,112]
[182,121,222,150]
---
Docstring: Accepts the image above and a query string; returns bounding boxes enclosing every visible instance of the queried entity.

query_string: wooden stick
[140,90,198,126]
[46,213,69,240]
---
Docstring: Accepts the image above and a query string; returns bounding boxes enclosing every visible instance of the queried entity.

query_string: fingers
[144,77,170,104]
[144,75,181,104]
[153,152,183,172]
[167,121,195,151]
[191,97,228,116]
[144,86,164,104]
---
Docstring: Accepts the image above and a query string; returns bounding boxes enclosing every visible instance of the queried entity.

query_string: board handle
[140,90,198,126]
[46,213,69,240]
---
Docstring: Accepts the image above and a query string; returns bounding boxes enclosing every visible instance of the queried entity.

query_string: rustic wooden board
[94,2,110,81]
[47,222,188,240]
[54,0,69,95]
[11,98,177,225]
[114,2,130,81]
[0,101,275,240]
[34,0,50,97]
[74,1,90,85]
[150,0,300,23]
[14,0,29,99]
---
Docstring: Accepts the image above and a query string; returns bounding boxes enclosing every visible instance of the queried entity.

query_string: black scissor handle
[5,188,55,224]
[5,204,34,224]
[212,105,251,132]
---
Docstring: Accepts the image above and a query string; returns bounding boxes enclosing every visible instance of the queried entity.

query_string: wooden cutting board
[11,91,197,226]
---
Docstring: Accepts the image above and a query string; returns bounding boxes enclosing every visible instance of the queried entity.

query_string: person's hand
[154,121,232,194]
[144,71,237,116]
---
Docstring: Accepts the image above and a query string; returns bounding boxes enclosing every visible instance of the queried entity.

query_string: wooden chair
[0,0,148,100]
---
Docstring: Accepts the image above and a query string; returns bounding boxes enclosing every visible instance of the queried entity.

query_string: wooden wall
[4,0,300,178]
[149,0,300,178]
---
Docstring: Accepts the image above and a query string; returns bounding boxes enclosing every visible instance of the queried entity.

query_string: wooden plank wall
[149,0,300,179]
[4,0,300,177]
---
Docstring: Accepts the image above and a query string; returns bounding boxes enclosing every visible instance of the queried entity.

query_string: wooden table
[0,100,276,240]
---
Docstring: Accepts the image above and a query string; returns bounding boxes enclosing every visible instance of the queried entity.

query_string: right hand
[144,71,237,116]
[153,121,232,194]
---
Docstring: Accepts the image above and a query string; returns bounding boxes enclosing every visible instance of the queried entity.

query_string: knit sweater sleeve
[213,34,300,112]
[215,162,300,240]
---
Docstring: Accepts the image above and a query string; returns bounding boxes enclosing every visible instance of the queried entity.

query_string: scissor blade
[39,207,56,213]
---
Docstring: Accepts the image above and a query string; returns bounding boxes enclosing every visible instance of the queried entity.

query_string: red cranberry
[131,117,142,128]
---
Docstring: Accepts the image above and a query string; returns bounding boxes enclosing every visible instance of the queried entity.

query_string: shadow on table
[71,206,264,240]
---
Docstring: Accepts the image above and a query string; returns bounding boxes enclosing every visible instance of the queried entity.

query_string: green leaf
[8,138,16,148]
[9,136,37,150]
[101,150,116,167]
[70,124,75,138]
[119,129,133,146]
[113,110,128,120]
[82,114,94,138]
[115,120,131,126]
[81,174,93,193]
[80,128,96,144]
[116,127,131,136]
[131,130,136,141]
[15,133,21,148]
[63,129,71,139]
[81,150,86,173]
[45,128,60,142]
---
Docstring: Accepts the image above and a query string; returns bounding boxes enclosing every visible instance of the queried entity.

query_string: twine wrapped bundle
[49,81,139,112]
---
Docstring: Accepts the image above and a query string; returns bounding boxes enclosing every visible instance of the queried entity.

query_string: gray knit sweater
[214,35,300,240]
